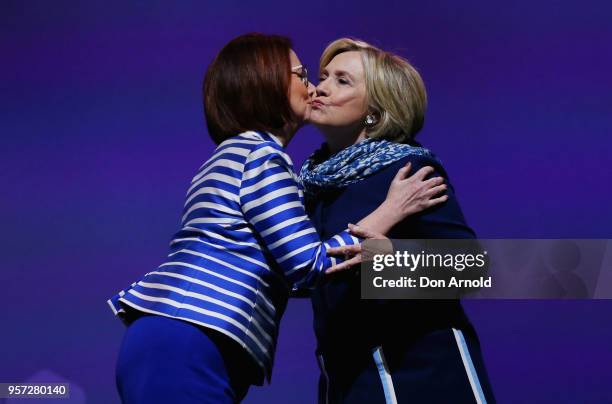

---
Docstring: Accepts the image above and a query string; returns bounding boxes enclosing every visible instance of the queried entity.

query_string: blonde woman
[301,38,495,403]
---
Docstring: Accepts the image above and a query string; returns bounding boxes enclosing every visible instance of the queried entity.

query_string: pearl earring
[365,114,377,126]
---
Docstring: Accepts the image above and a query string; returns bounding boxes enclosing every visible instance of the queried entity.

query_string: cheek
[288,83,309,122]
[332,95,366,122]
[291,82,308,104]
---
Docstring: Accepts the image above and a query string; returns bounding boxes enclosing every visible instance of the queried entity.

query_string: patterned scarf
[299,138,438,196]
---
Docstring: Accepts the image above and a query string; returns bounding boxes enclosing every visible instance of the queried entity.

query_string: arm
[324,161,450,273]
[240,144,450,287]
[356,162,448,235]
[389,156,475,239]
[240,144,360,289]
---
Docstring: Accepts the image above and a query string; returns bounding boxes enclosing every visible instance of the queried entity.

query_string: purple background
[2,1,611,403]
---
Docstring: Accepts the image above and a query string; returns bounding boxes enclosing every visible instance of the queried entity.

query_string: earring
[365,114,377,126]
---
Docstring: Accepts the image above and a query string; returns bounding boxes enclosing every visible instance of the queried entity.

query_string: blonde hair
[319,38,427,142]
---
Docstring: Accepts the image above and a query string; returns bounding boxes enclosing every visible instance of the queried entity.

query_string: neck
[271,123,299,147]
[317,124,368,154]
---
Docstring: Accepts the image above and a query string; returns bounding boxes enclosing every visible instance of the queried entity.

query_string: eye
[319,74,328,82]
[337,77,349,85]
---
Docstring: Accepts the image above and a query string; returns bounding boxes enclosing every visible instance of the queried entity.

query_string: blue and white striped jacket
[107,131,358,383]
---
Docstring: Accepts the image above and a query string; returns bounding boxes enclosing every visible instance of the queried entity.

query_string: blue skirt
[115,314,256,404]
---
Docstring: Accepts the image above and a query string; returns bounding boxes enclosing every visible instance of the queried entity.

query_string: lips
[311,100,325,108]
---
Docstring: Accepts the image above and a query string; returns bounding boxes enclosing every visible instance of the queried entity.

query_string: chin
[302,109,312,123]
[308,112,325,126]
[311,122,337,133]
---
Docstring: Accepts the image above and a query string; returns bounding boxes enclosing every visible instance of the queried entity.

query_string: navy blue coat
[304,145,496,403]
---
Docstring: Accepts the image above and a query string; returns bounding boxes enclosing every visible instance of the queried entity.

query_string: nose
[315,81,329,97]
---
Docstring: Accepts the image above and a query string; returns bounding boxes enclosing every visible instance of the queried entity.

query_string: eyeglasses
[291,65,309,87]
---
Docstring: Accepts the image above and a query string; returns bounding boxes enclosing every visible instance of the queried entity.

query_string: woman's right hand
[325,224,393,274]
[383,162,448,220]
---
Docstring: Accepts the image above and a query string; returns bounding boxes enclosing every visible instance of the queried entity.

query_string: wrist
[371,207,396,235]
[379,200,405,223]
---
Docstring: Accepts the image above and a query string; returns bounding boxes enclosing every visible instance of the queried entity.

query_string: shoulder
[214,131,291,164]
[392,145,449,179]
[244,132,294,168]
[363,142,446,181]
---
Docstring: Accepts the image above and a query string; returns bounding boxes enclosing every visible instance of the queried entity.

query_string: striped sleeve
[239,143,358,288]
[106,277,144,321]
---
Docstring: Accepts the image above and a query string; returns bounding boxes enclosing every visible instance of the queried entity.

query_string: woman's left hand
[384,162,448,220]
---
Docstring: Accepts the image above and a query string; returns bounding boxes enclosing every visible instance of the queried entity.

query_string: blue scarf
[299,138,438,196]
